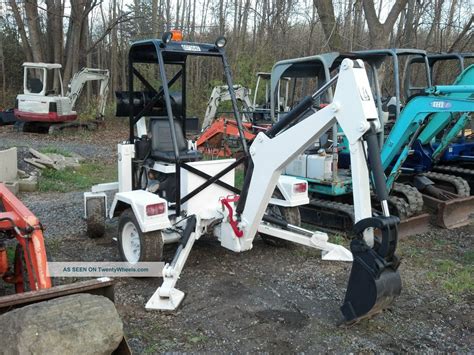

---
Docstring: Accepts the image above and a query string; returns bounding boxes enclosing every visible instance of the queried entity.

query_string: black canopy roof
[129,39,222,64]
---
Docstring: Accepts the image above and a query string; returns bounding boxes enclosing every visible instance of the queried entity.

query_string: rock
[18,175,38,192]
[17,169,28,178]
[0,293,124,355]
[24,158,47,169]
[4,180,19,195]
[0,147,18,181]
[29,148,54,163]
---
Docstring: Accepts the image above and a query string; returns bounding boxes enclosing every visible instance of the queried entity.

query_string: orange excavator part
[0,183,51,291]
[0,246,8,276]
[196,117,257,157]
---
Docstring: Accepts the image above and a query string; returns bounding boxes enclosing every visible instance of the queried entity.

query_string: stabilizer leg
[146,216,197,311]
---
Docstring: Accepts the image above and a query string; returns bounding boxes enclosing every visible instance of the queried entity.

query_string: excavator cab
[15,62,109,132]
[23,63,64,97]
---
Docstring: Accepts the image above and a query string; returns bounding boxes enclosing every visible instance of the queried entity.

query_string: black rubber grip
[365,125,389,202]
[266,95,314,138]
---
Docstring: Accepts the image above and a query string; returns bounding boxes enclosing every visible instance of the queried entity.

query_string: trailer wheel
[118,209,163,263]
[260,191,301,247]
[86,198,106,239]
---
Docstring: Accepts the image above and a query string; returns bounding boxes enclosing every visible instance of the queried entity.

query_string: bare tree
[362,0,409,48]
[0,29,5,105]
[313,0,344,51]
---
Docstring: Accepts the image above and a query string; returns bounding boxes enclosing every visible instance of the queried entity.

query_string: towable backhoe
[85,33,401,324]
[14,63,109,134]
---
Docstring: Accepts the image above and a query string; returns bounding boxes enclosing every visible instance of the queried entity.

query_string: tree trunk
[362,0,409,48]
[313,0,343,51]
[8,0,33,62]
[0,31,5,106]
[152,0,158,36]
[425,0,444,50]
[24,0,45,62]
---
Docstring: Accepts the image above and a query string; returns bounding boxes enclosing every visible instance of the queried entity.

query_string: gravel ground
[1,127,473,353]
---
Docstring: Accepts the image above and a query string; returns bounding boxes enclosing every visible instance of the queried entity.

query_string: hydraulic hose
[364,123,390,217]
[266,74,339,138]
[266,96,314,138]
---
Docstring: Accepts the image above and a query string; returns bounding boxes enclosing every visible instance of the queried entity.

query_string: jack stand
[146,216,198,311]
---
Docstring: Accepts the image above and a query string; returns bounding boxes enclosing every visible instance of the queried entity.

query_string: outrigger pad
[341,216,402,324]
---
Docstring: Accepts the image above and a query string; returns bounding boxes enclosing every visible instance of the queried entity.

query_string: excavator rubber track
[419,172,474,228]
[431,165,474,193]
[425,171,471,196]
[392,183,424,216]
[301,191,429,239]
[300,198,355,232]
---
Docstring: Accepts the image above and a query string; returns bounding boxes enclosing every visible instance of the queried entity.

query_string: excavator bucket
[341,216,401,324]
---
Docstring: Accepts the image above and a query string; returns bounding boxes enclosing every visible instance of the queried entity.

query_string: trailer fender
[270,175,309,207]
[110,190,171,233]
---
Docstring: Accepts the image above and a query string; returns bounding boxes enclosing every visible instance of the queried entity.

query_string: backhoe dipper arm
[236,60,402,324]
[237,59,381,251]
[201,85,252,130]
[68,68,110,116]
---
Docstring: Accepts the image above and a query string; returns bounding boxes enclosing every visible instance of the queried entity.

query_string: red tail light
[293,182,307,193]
[146,202,166,216]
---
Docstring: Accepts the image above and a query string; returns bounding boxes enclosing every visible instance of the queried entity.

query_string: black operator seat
[28,78,43,94]
[150,117,202,163]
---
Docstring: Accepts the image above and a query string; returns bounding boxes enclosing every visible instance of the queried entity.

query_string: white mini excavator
[85,33,402,324]
[15,63,109,133]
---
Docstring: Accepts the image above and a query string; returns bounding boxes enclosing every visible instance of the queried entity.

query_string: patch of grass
[235,168,244,189]
[397,240,427,265]
[38,162,117,192]
[39,146,72,157]
[143,344,159,354]
[187,333,208,344]
[330,234,345,245]
[462,250,474,264]
[427,258,474,297]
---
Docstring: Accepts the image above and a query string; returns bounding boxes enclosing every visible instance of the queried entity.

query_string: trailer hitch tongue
[341,216,401,324]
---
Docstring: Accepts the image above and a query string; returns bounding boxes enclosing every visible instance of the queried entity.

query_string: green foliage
[235,168,244,189]
[6,246,15,262]
[38,163,117,192]
[330,234,345,245]
[188,333,208,344]
[0,25,26,108]
[39,146,72,157]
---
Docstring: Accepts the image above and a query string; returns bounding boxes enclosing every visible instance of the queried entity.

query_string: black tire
[260,191,301,247]
[86,198,106,239]
[118,209,163,262]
